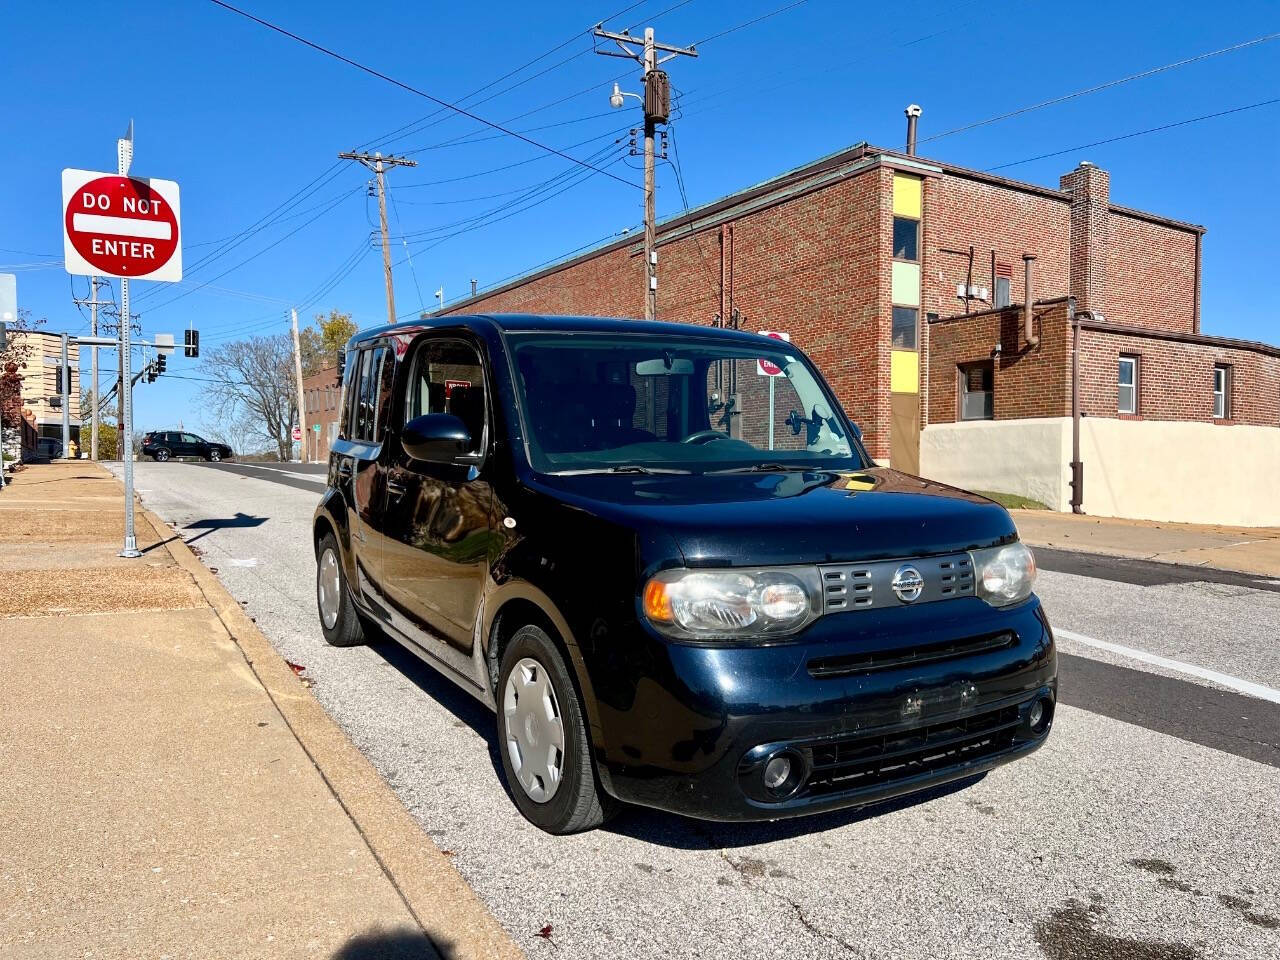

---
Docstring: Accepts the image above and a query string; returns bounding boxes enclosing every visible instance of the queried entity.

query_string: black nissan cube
[313,315,1056,833]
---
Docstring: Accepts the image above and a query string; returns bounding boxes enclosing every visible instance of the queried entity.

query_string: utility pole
[338,151,417,325]
[594,23,697,322]
[72,276,110,460]
[291,308,307,463]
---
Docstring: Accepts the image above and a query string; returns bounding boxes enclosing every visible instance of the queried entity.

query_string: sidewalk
[1011,508,1280,579]
[0,463,521,960]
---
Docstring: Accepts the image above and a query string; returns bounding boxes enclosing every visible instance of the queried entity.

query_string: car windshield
[510,333,866,475]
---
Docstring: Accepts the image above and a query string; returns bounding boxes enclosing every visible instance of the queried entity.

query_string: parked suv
[142,431,232,462]
[313,316,1056,833]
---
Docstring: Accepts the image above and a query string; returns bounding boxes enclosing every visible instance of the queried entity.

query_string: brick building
[8,330,82,449]
[302,365,342,461]
[440,124,1278,526]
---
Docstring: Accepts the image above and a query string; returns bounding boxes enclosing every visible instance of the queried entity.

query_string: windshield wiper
[705,462,812,475]
[552,465,693,476]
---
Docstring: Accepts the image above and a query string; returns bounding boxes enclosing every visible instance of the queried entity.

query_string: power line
[689,0,808,46]
[988,96,1280,171]
[208,0,641,190]
[923,31,1280,145]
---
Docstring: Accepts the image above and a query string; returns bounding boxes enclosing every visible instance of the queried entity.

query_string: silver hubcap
[317,548,341,629]
[211,451,220,461]
[503,657,566,802]
[157,450,169,461]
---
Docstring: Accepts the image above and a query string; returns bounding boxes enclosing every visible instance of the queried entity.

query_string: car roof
[348,314,793,349]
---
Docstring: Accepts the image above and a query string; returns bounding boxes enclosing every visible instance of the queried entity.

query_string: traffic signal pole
[60,333,70,456]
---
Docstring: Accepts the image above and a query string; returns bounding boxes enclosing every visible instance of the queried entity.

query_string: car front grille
[803,704,1021,796]
[820,553,974,613]
[806,631,1015,679]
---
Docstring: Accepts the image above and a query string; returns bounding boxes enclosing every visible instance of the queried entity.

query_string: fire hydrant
[67,438,79,460]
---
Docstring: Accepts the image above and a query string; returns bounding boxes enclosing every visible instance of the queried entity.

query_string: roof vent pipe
[905,104,922,156]
[1023,254,1039,348]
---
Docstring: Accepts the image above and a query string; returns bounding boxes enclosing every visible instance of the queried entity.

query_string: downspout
[1022,255,1039,348]
[1069,298,1084,514]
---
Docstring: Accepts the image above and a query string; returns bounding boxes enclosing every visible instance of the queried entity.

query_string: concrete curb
[131,499,524,960]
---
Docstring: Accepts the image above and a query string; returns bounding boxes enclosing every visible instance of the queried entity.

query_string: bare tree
[198,413,269,457]
[199,333,297,461]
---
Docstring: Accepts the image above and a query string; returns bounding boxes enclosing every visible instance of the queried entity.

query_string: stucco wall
[1080,418,1280,527]
[919,418,1069,510]
[920,416,1280,527]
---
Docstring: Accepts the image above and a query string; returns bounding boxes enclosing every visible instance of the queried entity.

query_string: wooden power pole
[338,151,417,325]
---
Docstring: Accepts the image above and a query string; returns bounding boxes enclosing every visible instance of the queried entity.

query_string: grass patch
[975,490,1050,511]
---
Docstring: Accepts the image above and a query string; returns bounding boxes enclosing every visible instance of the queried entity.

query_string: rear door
[379,335,493,677]
[334,344,395,602]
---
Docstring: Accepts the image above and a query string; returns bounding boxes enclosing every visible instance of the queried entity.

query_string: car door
[180,433,204,457]
[332,344,395,603]
[379,335,493,676]
[164,432,185,456]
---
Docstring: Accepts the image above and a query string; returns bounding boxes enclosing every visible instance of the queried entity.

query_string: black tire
[208,449,222,462]
[497,624,617,834]
[316,532,365,647]
[154,448,171,462]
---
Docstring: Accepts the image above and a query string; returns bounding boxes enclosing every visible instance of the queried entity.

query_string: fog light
[763,755,792,791]
[1028,700,1044,729]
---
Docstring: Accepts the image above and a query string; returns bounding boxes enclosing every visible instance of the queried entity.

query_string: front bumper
[592,596,1056,821]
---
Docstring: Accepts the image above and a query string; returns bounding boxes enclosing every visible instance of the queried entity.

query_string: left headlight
[970,542,1037,607]
[642,566,824,641]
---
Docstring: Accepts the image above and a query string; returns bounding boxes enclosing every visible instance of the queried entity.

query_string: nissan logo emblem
[891,564,925,603]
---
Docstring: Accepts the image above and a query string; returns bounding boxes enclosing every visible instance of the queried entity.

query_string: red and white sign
[292,426,303,442]
[444,378,472,399]
[62,168,182,282]
[756,330,791,377]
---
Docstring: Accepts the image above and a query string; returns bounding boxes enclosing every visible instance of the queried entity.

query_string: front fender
[313,488,355,585]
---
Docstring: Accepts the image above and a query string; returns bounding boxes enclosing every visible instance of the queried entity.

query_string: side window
[181,433,200,444]
[405,340,486,456]
[351,346,394,443]
[337,350,359,441]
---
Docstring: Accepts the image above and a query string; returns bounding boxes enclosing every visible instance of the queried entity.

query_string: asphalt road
[112,460,1280,960]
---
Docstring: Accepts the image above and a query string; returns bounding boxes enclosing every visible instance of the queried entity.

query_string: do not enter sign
[62,169,182,282]
[756,330,791,377]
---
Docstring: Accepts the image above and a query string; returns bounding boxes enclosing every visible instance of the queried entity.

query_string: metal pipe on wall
[1022,255,1039,348]
[1069,298,1084,514]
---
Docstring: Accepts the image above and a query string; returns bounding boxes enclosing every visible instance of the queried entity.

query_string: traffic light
[146,362,157,384]
[184,328,200,358]
[54,365,66,394]
[156,354,167,375]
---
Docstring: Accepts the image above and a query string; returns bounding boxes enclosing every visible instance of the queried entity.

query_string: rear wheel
[153,448,171,462]
[497,625,616,833]
[316,532,364,647]
[208,448,222,462]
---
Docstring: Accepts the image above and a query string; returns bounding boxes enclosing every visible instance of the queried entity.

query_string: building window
[892,217,918,261]
[1213,364,1232,419]
[892,306,918,349]
[994,276,1011,309]
[958,362,993,421]
[1117,355,1139,414]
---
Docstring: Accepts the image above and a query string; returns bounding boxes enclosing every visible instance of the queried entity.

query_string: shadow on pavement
[331,928,452,959]
[182,512,268,546]
[368,636,505,785]
[606,772,987,850]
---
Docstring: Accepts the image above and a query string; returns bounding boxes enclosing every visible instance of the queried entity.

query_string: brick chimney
[1059,161,1109,315]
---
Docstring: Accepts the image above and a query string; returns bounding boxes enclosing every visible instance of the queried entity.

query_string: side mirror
[402,413,471,463]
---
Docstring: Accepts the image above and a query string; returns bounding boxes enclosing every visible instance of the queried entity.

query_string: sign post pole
[117,126,141,557]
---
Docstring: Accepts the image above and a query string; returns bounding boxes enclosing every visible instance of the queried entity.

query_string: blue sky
[2,0,1277,439]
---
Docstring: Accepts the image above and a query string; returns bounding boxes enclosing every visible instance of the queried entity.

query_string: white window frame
[1117,355,1138,415]
[1213,365,1230,419]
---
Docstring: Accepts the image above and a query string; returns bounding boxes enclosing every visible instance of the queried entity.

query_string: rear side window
[342,345,394,443]
[404,339,486,456]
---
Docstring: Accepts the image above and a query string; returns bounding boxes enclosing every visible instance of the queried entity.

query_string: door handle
[387,479,408,498]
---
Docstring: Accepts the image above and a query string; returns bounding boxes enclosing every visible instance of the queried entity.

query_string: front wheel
[208,449,222,462]
[316,533,364,647]
[497,625,616,834]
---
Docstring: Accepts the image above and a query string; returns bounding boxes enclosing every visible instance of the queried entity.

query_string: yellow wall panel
[891,261,920,306]
[893,174,922,218]
[891,349,919,394]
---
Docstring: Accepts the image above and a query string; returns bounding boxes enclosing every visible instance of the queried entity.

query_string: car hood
[529,467,1017,566]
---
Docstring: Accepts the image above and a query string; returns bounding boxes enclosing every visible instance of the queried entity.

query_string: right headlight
[970,542,1036,607]
[641,566,824,641]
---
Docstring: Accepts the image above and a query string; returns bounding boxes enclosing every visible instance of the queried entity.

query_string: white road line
[217,462,325,483]
[1056,627,1280,704]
